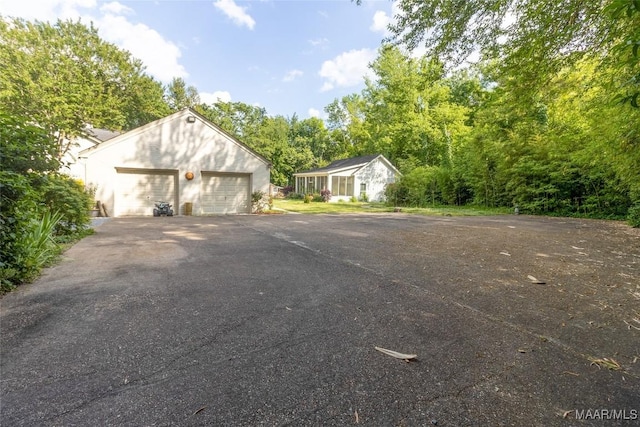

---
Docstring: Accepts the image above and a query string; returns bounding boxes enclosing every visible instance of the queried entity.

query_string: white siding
[354,157,397,202]
[82,109,270,216]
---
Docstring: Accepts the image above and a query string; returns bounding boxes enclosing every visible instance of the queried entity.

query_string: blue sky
[0,0,400,119]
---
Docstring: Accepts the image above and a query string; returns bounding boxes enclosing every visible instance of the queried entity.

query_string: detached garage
[78,108,270,216]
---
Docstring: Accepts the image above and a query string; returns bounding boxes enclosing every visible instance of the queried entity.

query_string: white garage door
[201,173,250,214]
[116,171,177,216]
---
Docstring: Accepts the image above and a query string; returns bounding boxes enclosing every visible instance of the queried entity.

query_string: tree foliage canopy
[0,17,169,157]
[165,77,200,111]
[375,0,639,105]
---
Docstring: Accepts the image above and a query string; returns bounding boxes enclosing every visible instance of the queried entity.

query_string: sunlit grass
[271,199,510,216]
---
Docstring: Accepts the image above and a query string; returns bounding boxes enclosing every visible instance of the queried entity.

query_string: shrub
[304,194,313,203]
[320,188,332,202]
[0,171,93,292]
[37,174,93,235]
[15,210,63,281]
[0,172,40,291]
[359,192,369,202]
[251,190,269,213]
[310,193,323,202]
[628,203,640,227]
[281,186,295,197]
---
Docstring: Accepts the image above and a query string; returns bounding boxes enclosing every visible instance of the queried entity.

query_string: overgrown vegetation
[0,112,94,293]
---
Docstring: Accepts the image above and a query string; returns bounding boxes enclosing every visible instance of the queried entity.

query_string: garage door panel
[201,174,250,214]
[116,172,176,216]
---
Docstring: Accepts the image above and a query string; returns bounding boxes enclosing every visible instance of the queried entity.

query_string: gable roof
[79,108,271,166]
[296,154,380,175]
[86,128,121,142]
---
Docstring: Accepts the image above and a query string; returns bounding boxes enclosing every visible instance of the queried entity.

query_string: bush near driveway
[0,112,94,293]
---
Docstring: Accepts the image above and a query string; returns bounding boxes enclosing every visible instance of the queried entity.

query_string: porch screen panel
[319,176,327,190]
[346,177,354,196]
[332,177,339,194]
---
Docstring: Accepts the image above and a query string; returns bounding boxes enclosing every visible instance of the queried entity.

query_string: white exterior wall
[353,157,397,202]
[82,110,270,216]
[60,136,97,182]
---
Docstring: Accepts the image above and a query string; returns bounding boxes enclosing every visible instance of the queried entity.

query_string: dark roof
[297,154,379,174]
[87,128,121,142]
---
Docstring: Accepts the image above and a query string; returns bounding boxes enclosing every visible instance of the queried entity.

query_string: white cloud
[213,0,255,30]
[370,10,390,33]
[308,108,320,118]
[0,0,189,83]
[200,91,232,104]
[309,37,329,48]
[98,14,187,81]
[318,48,376,92]
[282,69,303,82]
[0,0,96,21]
[99,1,133,16]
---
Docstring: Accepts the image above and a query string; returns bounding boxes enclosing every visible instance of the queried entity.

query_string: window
[331,176,354,196]
[360,183,367,193]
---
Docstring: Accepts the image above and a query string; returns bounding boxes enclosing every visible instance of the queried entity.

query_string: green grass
[272,199,510,216]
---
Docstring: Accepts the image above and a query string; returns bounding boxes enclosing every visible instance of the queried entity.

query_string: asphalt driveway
[1,214,638,426]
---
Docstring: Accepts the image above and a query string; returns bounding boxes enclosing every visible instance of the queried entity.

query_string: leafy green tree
[324,94,369,159]
[362,46,470,170]
[125,74,171,128]
[199,101,267,140]
[0,17,168,158]
[165,77,200,111]
[199,102,316,186]
[372,0,638,107]
[289,116,333,164]
[0,111,59,173]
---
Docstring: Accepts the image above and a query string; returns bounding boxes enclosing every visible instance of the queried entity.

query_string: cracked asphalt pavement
[1,214,639,426]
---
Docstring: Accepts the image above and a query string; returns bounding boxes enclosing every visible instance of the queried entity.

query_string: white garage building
[77,108,270,216]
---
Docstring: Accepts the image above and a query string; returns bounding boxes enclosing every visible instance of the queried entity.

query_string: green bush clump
[0,112,93,292]
[628,204,640,228]
[39,174,93,234]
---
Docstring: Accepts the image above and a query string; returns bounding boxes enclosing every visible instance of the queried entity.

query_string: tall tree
[376,0,638,106]
[0,18,168,158]
[324,93,368,159]
[199,101,267,140]
[199,102,316,186]
[165,77,200,111]
[289,116,333,165]
[362,46,469,170]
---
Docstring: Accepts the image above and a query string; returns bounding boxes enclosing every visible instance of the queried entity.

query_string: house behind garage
[293,154,399,202]
[74,108,270,216]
